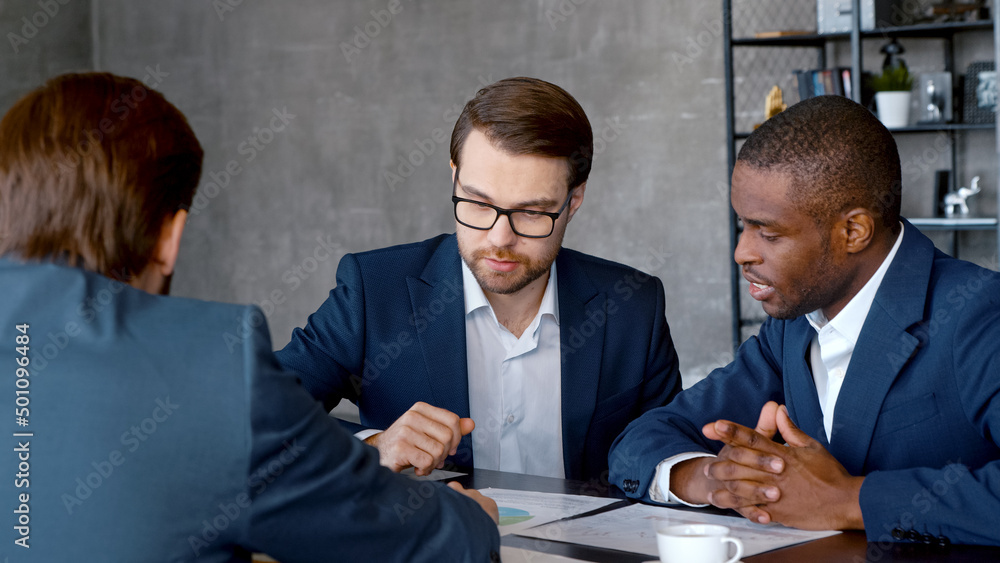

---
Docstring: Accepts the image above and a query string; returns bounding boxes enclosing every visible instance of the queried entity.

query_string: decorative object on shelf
[753,30,815,38]
[918,72,952,123]
[934,170,952,217]
[872,65,914,128]
[929,1,989,23]
[764,86,787,120]
[754,85,788,129]
[817,0,907,34]
[943,176,981,217]
[881,38,906,71]
[963,61,997,123]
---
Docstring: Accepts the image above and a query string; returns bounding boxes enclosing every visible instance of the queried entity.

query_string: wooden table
[452,468,1000,562]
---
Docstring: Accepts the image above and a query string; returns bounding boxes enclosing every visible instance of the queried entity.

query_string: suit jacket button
[937,535,950,548]
[891,527,905,540]
[490,550,500,562]
[921,533,935,545]
[906,530,922,542]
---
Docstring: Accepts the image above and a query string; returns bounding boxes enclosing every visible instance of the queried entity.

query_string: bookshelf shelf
[909,217,999,230]
[722,0,999,350]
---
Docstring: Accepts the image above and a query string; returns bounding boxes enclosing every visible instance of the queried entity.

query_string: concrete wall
[86,0,735,385]
[2,1,996,390]
[0,0,92,109]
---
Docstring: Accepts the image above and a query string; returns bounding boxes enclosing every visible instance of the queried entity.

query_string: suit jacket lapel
[406,235,470,419]
[782,320,829,449]
[827,222,932,474]
[555,250,605,479]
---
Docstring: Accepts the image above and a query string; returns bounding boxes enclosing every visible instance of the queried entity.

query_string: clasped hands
[673,401,865,531]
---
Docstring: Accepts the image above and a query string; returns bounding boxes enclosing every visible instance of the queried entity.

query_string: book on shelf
[794,68,852,100]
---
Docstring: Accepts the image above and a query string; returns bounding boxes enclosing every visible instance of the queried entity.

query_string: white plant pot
[875,91,911,129]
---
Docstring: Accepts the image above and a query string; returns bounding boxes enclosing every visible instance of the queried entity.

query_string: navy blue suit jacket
[277,234,682,481]
[610,221,1000,545]
[0,258,499,562]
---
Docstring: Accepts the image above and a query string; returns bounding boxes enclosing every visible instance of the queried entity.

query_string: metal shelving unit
[723,0,1000,351]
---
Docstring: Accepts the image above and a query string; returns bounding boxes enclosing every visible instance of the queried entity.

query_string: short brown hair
[0,72,203,279]
[450,77,593,189]
[738,95,901,231]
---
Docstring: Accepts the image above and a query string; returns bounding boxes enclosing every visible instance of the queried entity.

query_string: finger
[705,460,781,503]
[459,417,475,436]
[383,426,449,474]
[755,401,780,440]
[707,449,784,480]
[409,402,465,451]
[706,482,777,511]
[703,420,787,458]
[777,405,813,448]
[735,504,773,525]
[398,409,461,455]
[446,481,466,492]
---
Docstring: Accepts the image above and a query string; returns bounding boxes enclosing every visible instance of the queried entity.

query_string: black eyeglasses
[451,169,574,239]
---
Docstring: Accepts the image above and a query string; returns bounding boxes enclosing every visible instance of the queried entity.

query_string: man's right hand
[669,401,784,524]
[364,402,475,475]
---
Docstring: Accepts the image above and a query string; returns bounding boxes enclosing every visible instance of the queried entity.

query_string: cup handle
[723,537,744,563]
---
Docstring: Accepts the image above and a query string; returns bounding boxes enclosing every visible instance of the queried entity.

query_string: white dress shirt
[806,223,904,442]
[650,224,904,504]
[463,260,565,479]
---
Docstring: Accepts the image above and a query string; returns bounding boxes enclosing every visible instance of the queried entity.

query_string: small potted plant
[872,65,914,128]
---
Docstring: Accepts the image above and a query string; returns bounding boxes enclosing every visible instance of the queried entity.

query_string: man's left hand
[702,403,865,531]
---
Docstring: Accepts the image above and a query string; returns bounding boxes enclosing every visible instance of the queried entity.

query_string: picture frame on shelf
[917,72,952,124]
[963,61,997,124]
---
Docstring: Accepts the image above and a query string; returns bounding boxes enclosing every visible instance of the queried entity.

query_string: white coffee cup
[657,524,744,563]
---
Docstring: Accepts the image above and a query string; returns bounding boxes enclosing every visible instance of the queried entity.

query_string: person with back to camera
[0,71,500,562]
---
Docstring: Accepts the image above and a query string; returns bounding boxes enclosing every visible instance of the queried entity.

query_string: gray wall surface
[94,0,736,386]
[0,0,92,110]
[2,1,996,390]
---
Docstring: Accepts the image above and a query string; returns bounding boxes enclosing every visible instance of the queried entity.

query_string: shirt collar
[461,259,560,326]
[806,222,905,342]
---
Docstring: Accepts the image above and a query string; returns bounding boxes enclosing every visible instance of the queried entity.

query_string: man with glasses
[277,77,682,481]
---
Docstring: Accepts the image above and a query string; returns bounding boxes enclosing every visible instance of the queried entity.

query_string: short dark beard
[458,231,564,296]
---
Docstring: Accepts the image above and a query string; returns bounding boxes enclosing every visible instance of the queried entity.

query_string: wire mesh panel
[733,47,821,132]
[730,0,818,39]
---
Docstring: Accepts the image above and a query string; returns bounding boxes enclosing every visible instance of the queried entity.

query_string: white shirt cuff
[354,428,381,441]
[649,452,715,507]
